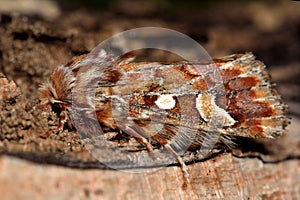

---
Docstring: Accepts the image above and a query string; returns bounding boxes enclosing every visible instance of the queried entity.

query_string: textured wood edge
[0,153,299,200]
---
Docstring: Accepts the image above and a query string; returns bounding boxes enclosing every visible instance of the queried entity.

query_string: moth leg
[124,126,154,156]
[41,107,68,138]
[164,144,190,189]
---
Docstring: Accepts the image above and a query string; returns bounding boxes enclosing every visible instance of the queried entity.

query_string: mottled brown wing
[96,53,288,143]
[216,53,289,138]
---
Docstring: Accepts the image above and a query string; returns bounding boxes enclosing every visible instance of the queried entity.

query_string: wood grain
[0,153,299,200]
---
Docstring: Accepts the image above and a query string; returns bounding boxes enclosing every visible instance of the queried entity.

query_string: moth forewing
[40,50,289,189]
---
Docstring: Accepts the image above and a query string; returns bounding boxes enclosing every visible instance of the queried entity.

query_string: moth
[39,49,288,188]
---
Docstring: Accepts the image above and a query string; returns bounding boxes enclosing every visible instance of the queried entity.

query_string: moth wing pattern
[39,49,289,189]
[99,53,288,150]
[215,53,289,138]
[40,49,288,152]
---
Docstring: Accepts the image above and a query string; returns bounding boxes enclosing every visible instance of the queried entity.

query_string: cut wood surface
[0,152,299,200]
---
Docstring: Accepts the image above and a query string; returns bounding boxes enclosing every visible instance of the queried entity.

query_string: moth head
[39,65,76,109]
[39,81,64,111]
